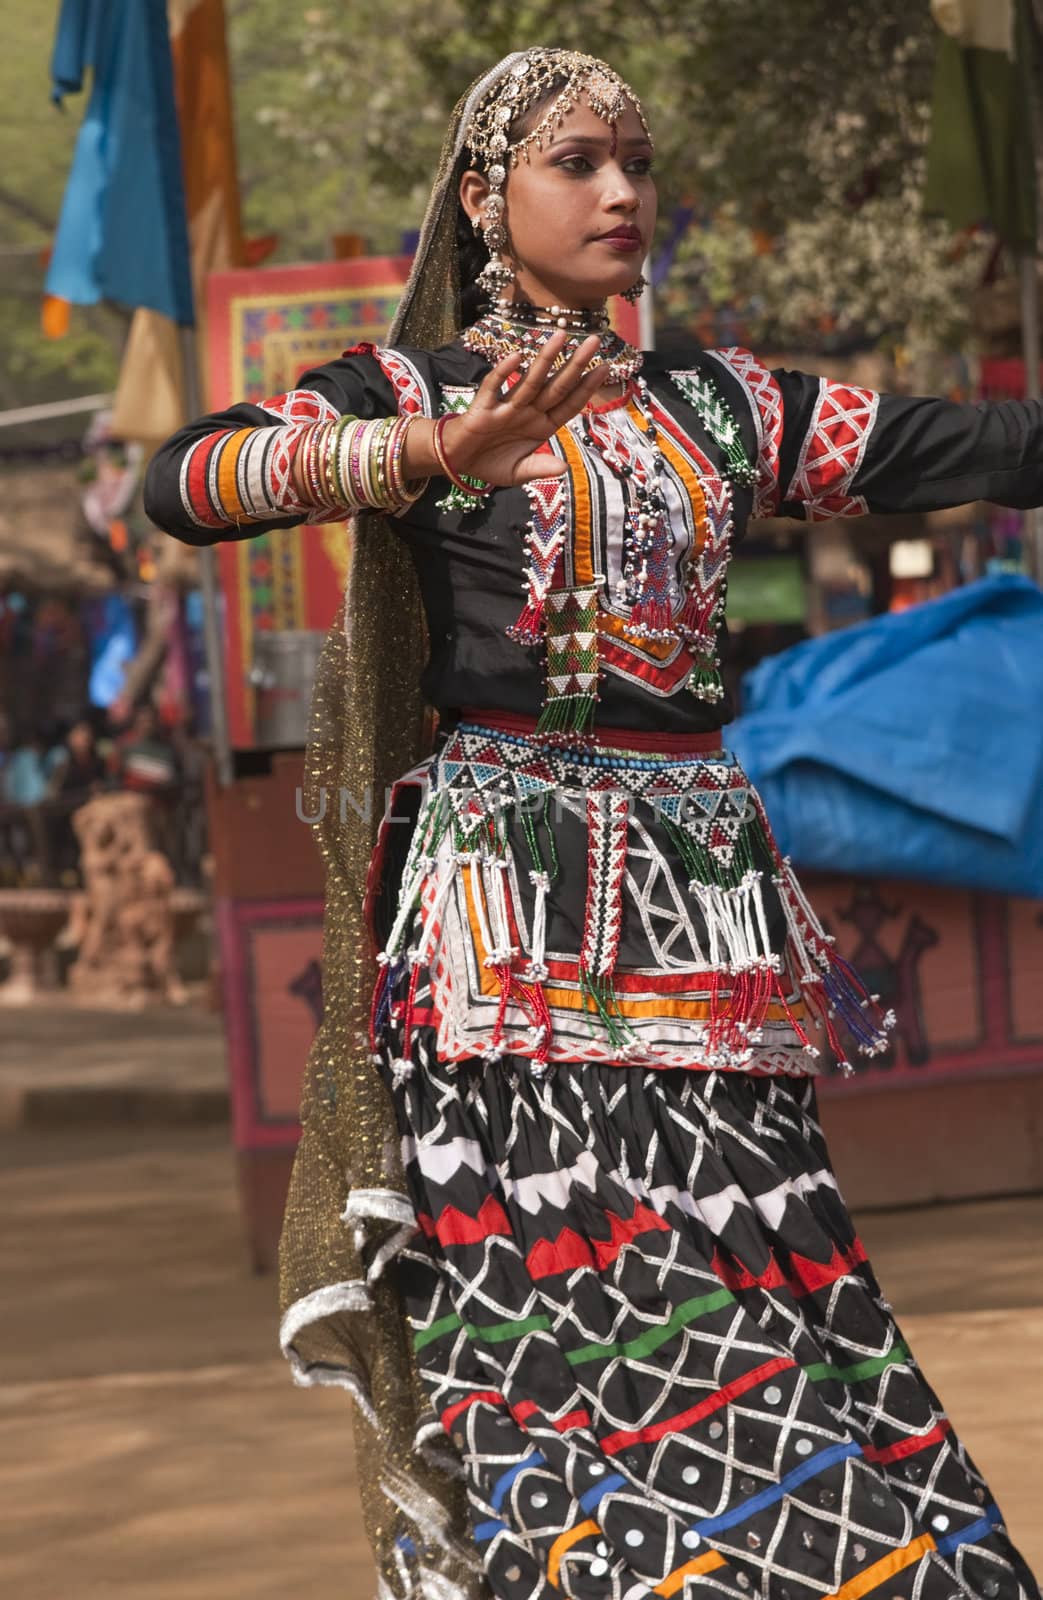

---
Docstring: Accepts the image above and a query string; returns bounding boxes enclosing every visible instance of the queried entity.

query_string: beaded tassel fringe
[377,737,896,1075]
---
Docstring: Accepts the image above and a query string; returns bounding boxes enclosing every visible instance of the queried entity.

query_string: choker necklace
[496,298,610,334]
[462,303,642,387]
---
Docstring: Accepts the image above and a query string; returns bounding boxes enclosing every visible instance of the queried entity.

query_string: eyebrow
[546,133,653,151]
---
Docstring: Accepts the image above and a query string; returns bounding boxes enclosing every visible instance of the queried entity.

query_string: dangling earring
[477,254,515,296]
[476,201,515,297]
[621,273,647,305]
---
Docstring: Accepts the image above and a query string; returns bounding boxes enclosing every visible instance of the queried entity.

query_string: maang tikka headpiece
[464,48,652,298]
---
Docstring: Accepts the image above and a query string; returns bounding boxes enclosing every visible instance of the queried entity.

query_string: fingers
[544,360,614,430]
[471,328,616,436]
[479,331,614,416]
[538,336,613,416]
[474,339,586,409]
[531,332,602,403]
[474,347,526,408]
[508,330,585,409]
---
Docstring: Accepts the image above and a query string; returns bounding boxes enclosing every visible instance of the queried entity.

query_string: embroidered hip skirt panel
[369,724,893,1079]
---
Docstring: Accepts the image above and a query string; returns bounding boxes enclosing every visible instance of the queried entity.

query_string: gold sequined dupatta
[277,55,528,1600]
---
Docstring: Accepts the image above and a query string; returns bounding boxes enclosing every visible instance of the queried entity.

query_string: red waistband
[457,709,723,755]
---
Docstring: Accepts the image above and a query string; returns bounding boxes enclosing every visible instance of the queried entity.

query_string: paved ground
[0,1000,227,1128]
[2,1114,1041,1600]
[1,1005,1040,1595]
[1,1124,367,1600]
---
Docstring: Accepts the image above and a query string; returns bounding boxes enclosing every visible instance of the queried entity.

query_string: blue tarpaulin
[726,575,1043,897]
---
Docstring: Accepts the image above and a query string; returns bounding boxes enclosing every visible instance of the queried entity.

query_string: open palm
[443,332,614,487]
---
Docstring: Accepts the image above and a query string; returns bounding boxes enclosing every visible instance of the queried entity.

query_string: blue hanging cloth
[726,574,1043,897]
[46,0,194,325]
[88,593,138,710]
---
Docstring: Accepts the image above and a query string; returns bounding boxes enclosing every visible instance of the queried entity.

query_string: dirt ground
[2,1123,1041,1600]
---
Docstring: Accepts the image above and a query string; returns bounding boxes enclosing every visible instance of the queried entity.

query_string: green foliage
[0,0,981,426]
[228,0,979,354]
[227,0,453,258]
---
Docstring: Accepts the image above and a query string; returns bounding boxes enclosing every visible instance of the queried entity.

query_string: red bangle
[432,414,491,497]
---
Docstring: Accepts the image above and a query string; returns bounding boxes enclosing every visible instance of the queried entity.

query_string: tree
[228,0,987,355]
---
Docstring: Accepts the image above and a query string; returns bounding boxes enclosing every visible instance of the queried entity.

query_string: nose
[603,164,641,214]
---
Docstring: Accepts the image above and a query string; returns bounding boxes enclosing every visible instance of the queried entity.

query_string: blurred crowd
[0,701,204,889]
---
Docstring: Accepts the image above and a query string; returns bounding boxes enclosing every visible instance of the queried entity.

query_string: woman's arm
[143,350,401,546]
[704,348,1043,522]
[145,334,613,547]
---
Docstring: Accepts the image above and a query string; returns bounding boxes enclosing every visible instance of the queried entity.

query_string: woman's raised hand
[404,333,614,491]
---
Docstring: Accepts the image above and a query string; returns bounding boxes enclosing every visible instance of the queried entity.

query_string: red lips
[596,224,643,253]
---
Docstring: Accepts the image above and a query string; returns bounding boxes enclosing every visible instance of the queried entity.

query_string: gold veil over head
[278,47,640,1598]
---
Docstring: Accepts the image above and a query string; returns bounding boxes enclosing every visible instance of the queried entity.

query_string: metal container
[247,629,327,750]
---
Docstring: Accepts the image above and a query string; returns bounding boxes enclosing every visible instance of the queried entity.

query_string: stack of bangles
[294,412,490,516]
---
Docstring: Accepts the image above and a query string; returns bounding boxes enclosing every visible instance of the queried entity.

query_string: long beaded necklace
[539,370,754,721]
[579,378,677,641]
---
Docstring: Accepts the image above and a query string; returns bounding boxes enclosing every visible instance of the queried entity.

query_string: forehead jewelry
[465,48,652,298]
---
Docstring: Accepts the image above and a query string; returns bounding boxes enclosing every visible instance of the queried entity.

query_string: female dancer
[146,47,1041,1600]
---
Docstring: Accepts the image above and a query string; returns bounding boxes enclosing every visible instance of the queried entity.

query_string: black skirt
[381,1048,1039,1600]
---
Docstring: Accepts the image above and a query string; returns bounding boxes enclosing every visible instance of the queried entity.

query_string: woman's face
[462,96,656,310]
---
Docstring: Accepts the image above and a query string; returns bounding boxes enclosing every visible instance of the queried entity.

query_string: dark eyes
[557,155,654,176]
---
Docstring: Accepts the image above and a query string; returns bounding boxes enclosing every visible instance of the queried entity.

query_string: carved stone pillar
[67,793,185,1007]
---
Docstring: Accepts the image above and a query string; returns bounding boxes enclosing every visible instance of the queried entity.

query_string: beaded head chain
[464,49,652,291]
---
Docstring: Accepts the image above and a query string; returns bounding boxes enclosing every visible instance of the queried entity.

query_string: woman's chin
[540,273,642,309]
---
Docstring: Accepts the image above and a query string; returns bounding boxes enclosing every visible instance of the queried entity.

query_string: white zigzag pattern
[522,475,568,604]
[581,793,629,976]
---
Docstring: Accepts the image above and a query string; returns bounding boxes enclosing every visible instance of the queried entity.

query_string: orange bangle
[432,414,491,497]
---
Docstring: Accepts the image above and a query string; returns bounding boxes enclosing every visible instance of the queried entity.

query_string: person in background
[113,703,180,796]
[0,728,66,883]
[1,730,54,807]
[50,717,109,804]
[45,716,111,884]
[0,709,11,790]
[112,702,182,870]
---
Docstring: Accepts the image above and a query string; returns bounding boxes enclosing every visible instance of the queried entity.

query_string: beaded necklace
[461,303,643,387]
[499,298,609,333]
[579,378,677,641]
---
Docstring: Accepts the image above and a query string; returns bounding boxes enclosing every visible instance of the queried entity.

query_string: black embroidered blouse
[144,340,1043,734]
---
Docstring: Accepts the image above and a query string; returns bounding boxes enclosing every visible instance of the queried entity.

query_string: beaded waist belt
[456,708,723,756]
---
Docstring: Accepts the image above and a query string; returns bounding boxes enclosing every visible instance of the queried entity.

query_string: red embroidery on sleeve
[259,388,339,426]
[784,379,879,518]
[341,343,430,417]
